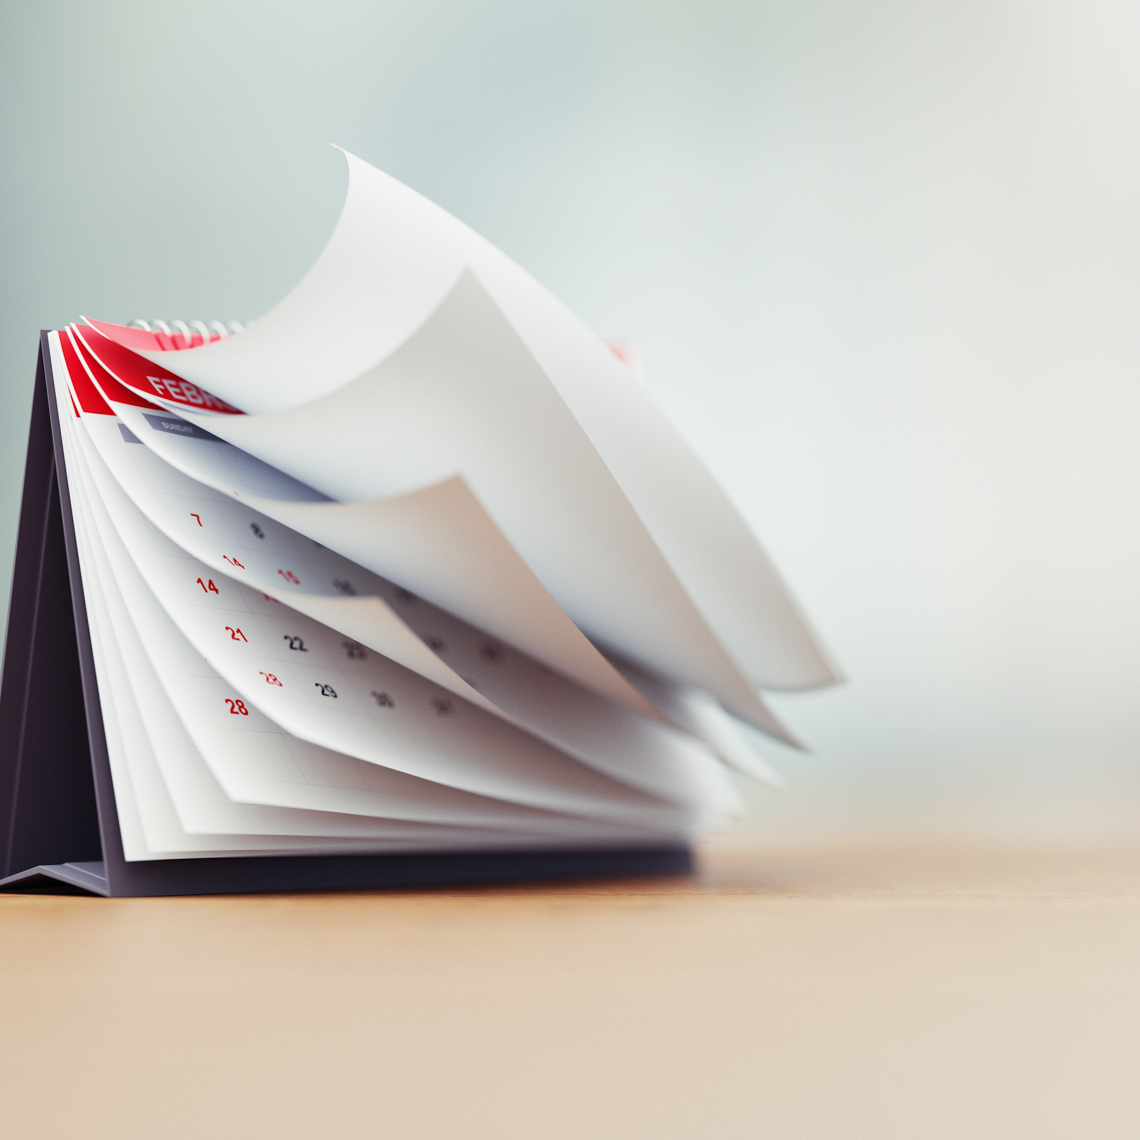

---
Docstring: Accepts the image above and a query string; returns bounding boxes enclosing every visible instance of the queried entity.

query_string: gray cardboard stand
[0,335,691,896]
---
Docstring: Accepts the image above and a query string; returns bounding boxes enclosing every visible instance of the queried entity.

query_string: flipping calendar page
[4,148,839,880]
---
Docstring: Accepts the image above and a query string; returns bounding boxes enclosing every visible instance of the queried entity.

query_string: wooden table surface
[3,842,1140,1139]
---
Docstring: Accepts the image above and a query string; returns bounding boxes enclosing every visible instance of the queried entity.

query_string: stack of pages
[44,150,838,863]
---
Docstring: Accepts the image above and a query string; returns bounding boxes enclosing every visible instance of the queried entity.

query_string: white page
[62,330,758,801]
[99,149,838,692]
[68,400,714,832]
[52,339,696,846]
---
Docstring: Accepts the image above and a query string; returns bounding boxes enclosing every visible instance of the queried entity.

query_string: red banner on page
[68,326,163,411]
[58,329,114,416]
[76,321,245,415]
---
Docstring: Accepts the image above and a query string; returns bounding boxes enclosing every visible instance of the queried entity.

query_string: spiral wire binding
[128,318,247,349]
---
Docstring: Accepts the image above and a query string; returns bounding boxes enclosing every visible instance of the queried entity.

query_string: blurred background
[3,0,1140,848]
